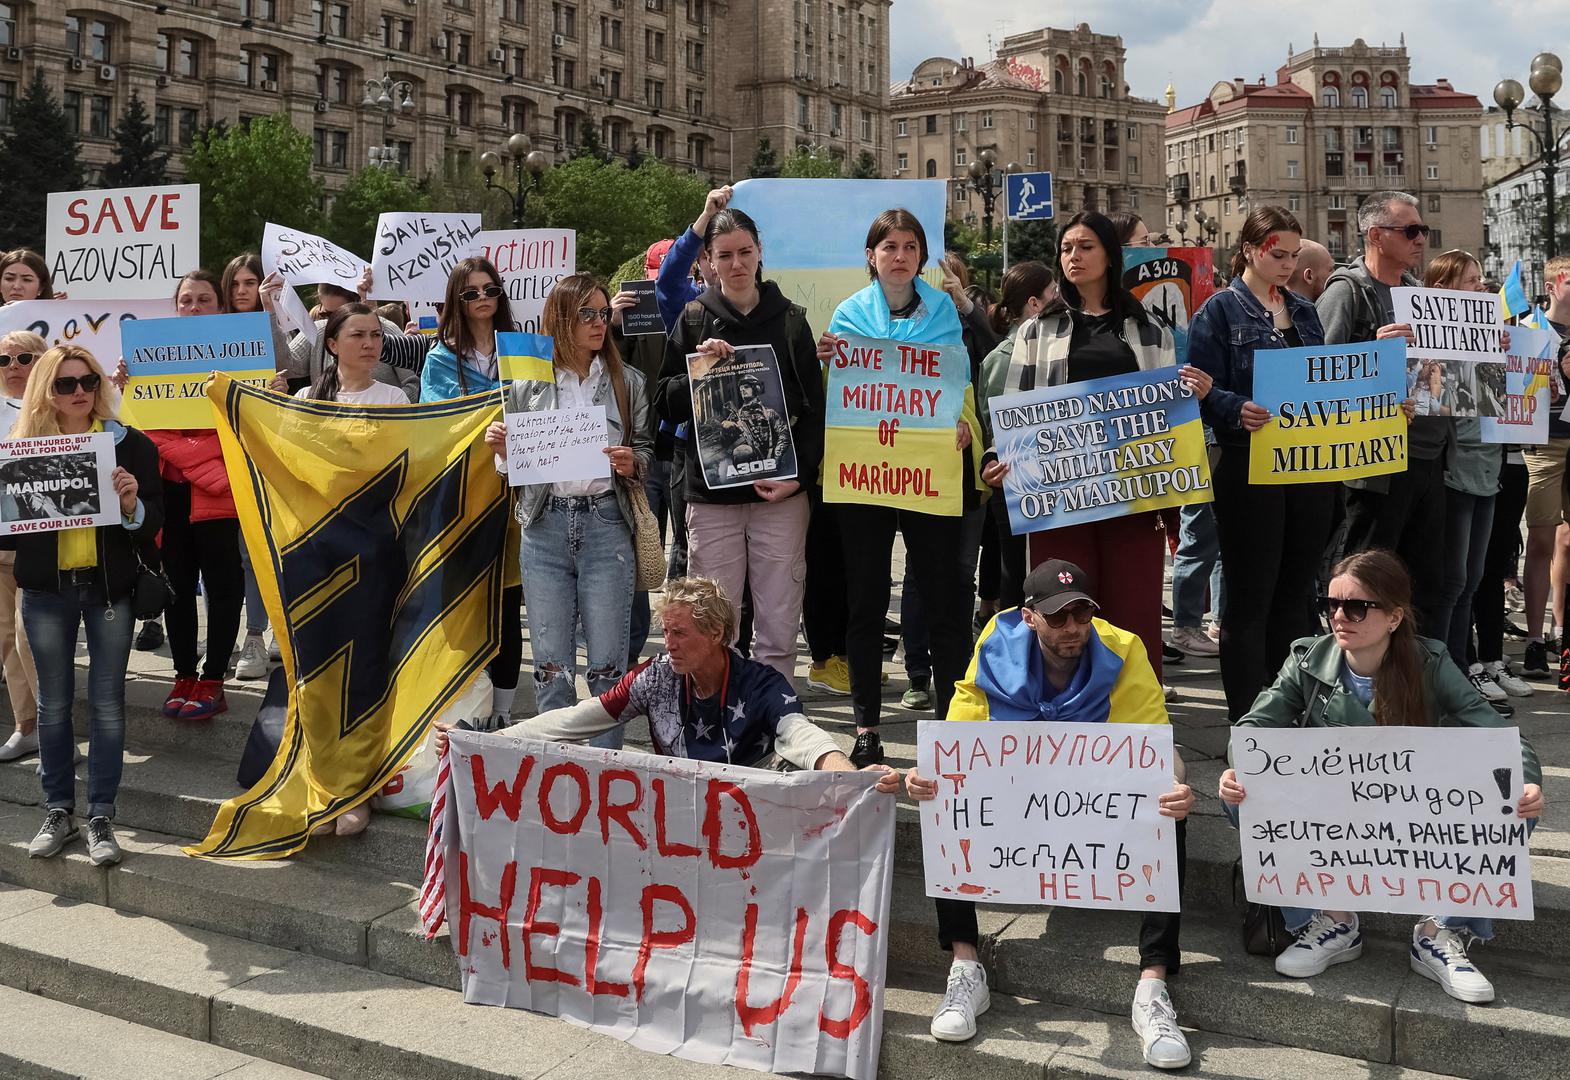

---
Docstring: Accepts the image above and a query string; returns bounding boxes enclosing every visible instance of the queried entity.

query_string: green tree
[780,144,843,178]
[625,138,645,171]
[0,70,82,251]
[1005,219,1058,267]
[849,150,881,179]
[571,125,612,164]
[607,251,647,291]
[747,136,781,178]
[183,114,321,267]
[323,166,430,258]
[102,90,168,189]
[535,157,705,279]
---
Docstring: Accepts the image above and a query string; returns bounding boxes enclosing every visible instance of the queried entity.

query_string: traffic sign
[1005,171,1054,221]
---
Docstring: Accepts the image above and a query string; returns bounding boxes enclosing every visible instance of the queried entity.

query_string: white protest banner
[478,229,576,333]
[504,405,610,487]
[46,184,199,300]
[261,222,368,289]
[1393,286,1505,362]
[372,213,481,302]
[437,730,894,1080]
[0,432,118,536]
[0,298,177,367]
[1231,726,1533,919]
[618,280,664,336]
[1484,325,1556,444]
[916,720,1180,910]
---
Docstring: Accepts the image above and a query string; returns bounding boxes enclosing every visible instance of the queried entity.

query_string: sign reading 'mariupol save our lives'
[1248,339,1408,484]
[916,721,1180,910]
[0,432,118,536]
[989,368,1211,535]
[1230,726,1533,919]
[118,312,277,429]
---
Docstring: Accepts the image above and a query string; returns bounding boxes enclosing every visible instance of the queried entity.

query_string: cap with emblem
[1021,559,1098,616]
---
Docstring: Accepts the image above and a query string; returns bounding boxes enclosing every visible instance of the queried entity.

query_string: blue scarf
[968,610,1123,723]
[829,277,963,345]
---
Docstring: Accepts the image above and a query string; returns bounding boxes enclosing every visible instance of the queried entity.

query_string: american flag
[419,742,454,939]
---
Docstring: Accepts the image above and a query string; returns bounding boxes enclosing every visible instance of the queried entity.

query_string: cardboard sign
[823,334,968,515]
[618,280,664,336]
[1248,340,1408,484]
[371,213,482,302]
[262,222,368,289]
[0,298,176,368]
[436,731,895,1080]
[917,721,1181,910]
[46,184,200,300]
[688,346,798,488]
[990,368,1211,534]
[1123,248,1214,365]
[1484,326,1555,444]
[478,229,576,334]
[0,432,118,535]
[1232,726,1533,919]
[504,405,610,487]
[118,312,276,429]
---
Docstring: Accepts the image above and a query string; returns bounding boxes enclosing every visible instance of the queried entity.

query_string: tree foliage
[102,90,168,189]
[183,114,321,268]
[747,136,781,179]
[323,166,431,259]
[534,157,705,280]
[849,150,881,179]
[780,145,843,179]
[0,70,82,251]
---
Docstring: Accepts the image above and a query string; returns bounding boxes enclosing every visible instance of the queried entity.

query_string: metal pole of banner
[1003,214,1010,273]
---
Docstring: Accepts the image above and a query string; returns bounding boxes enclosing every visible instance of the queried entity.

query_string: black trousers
[1343,456,1448,637]
[1475,460,1529,664]
[839,504,969,727]
[935,817,1187,973]
[1212,446,1337,720]
[489,584,523,692]
[803,486,848,665]
[161,481,244,682]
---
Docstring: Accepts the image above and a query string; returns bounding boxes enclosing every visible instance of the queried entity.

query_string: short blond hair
[1546,255,1570,287]
[657,577,735,641]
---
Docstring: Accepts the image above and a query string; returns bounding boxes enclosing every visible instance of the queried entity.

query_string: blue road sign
[1005,172,1054,221]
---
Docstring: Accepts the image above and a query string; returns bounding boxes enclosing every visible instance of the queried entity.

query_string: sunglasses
[458,284,505,303]
[577,306,613,324]
[52,373,102,396]
[1033,600,1098,629]
[0,352,34,368]
[1318,596,1383,623]
[1374,223,1431,241]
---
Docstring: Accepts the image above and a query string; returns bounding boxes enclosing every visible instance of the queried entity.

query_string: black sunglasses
[577,306,613,324]
[53,373,102,395]
[458,284,505,302]
[1374,223,1431,241]
[1318,596,1383,622]
[1034,601,1098,629]
[0,352,34,369]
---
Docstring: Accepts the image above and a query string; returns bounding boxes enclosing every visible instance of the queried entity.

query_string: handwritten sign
[1124,248,1213,365]
[618,280,664,336]
[990,368,1211,534]
[1484,326,1556,444]
[437,731,895,1080]
[118,312,276,429]
[271,283,320,348]
[504,405,610,487]
[1249,340,1408,484]
[823,333,967,515]
[0,298,175,368]
[46,184,199,300]
[1231,726,1533,919]
[261,222,368,289]
[478,229,575,334]
[916,721,1180,910]
[688,346,798,488]
[371,212,481,303]
[0,432,118,535]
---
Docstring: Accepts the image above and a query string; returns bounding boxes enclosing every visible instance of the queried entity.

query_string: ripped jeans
[521,494,634,748]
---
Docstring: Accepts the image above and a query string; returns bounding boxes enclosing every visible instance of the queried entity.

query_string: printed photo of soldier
[687,345,798,489]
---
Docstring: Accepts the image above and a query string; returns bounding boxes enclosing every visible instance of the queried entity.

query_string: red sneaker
[177,679,228,721]
[163,677,198,718]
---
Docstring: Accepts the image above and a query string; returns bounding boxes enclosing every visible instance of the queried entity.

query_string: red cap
[644,239,676,278]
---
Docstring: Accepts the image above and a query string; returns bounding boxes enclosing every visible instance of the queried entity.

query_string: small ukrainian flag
[497,331,555,383]
[1499,260,1531,320]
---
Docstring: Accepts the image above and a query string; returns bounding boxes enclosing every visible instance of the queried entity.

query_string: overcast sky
[889,1,1570,109]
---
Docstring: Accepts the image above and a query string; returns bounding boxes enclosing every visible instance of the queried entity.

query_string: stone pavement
[0,559,1564,1078]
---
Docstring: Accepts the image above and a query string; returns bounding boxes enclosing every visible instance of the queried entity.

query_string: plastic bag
[371,671,493,820]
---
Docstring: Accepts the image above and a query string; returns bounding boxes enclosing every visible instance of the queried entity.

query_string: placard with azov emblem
[1123,248,1214,365]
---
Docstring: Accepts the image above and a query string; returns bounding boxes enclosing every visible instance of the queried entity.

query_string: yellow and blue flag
[186,374,508,860]
[498,331,554,383]
[1500,260,1531,320]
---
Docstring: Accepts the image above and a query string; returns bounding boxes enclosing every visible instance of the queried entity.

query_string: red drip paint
[959,838,973,873]
[958,883,986,895]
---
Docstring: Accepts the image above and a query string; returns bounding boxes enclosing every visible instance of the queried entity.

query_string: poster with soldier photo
[1405,358,1508,418]
[0,432,118,536]
[687,345,798,489]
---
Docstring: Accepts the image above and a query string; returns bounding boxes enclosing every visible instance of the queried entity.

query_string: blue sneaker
[1275,913,1362,977]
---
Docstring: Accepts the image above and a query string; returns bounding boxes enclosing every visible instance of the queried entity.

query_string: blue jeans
[1436,490,1495,669]
[521,494,634,749]
[23,583,134,819]
[903,505,987,679]
[238,540,268,636]
[1172,502,1225,628]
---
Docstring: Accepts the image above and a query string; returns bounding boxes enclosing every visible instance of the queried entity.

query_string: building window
[925,114,937,134]
[646,29,665,62]
[67,17,113,62]
[317,64,351,104]
[503,98,529,131]
[1285,125,1298,144]
[1322,85,1340,107]
[1286,159,1299,178]
[0,79,13,127]
[1288,194,1301,212]
[501,0,527,21]
[552,3,577,37]
[1128,156,1138,174]
[897,151,908,172]
[687,135,707,167]
[686,88,703,115]
[600,17,623,49]
[955,113,966,132]
[1425,125,1439,145]
[1329,194,1345,209]
[1380,86,1397,108]
[896,118,908,136]
[1026,113,1036,131]
[312,128,348,168]
[1076,71,1087,96]
[241,0,277,20]
[646,79,664,107]
[555,110,579,145]
[381,16,412,51]
[648,126,667,156]
[1427,194,1441,212]
[243,49,280,90]
[797,93,809,127]
[1350,86,1367,108]
[860,109,871,141]
[955,147,967,167]
[686,40,704,73]
[156,32,169,72]
[981,109,993,129]
[509,47,527,78]
[63,90,82,135]
[1426,163,1439,180]
[953,185,966,203]
[925,158,936,178]
[1428,228,1442,248]
[551,58,575,88]
[455,33,472,66]
[314,1,349,36]
[89,95,112,138]
[0,5,12,47]
[446,89,476,126]
[1223,130,1232,149]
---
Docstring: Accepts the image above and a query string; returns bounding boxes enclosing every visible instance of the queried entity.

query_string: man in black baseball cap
[903,557,1194,1069]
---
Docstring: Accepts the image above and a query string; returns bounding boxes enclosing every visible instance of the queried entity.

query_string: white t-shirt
[294,382,410,406]
[2,397,21,437]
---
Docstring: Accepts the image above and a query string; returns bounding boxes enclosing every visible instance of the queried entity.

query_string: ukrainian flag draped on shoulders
[186,374,508,860]
[949,610,1168,725]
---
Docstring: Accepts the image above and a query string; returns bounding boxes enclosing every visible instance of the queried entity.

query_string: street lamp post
[964,149,1019,287]
[1494,52,1570,259]
[1194,206,1220,275]
[480,133,552,229]
[362,74,415,170]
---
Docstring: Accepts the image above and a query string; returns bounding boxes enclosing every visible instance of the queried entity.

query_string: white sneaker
[1505,582,1526,612]
[930,959,989,1042]
[1467,663,1508,703]
[266,632,282,662]
[0,729,39,762]
[1411,925,1494,1003]
[235,635,269,680]
[1206,621,1222,643]
[1131,979,1191,1069]
[1485,660,1534,698]
[1275,913,1362,977]
[1170,625,1219,657]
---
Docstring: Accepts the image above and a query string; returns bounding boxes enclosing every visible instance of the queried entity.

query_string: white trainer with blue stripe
[1411,925,1495,1003]
[1274,912,1363,978]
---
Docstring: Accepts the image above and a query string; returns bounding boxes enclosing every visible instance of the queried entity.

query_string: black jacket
[6,424,164,601]
[656,281,824,505]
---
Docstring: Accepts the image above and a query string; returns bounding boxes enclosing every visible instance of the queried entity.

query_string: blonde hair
[657,577,735,641]
[1546,254,1570,285]
[0,330,47,355]
[11,346,116,439]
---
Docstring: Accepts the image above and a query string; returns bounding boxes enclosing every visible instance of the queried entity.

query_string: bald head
[1287,239,1334,300]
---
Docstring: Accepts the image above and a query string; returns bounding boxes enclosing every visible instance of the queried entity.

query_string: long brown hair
[1330,549,1428,727]
[991,260,1055,334]
[221,252,264,313]
[436,257,519,385]
[542,273,626,421]
[1423,249,1481,290]
[1231,205,1303,279]
[0,249,53,300]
